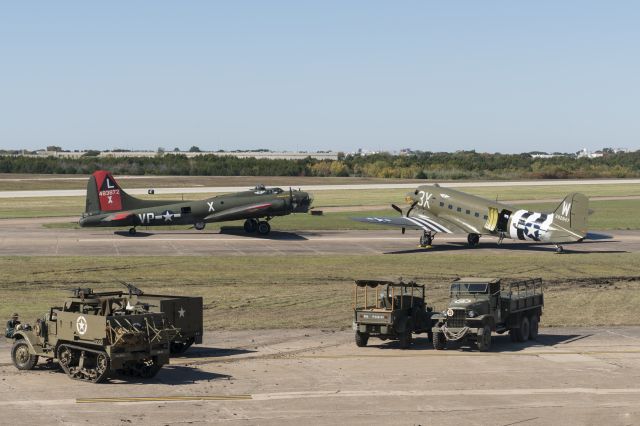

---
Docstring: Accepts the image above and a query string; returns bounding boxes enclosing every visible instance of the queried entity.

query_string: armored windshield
[450,283,488,295]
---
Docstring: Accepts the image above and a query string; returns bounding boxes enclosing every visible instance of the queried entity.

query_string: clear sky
[1,1,638,153]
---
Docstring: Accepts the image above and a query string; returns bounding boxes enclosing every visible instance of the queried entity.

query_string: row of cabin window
[439,201,488,220]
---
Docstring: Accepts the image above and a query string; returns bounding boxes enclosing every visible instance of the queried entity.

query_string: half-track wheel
[11,340,39,370]
[57,344,110,383]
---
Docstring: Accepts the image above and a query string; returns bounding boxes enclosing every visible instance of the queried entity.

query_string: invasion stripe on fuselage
[411,216,450,233]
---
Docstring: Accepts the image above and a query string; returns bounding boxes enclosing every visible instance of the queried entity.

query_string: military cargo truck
[9,288,178,383]
[122,283,203,354]
[431,277,543,351]
[352,280,435,349]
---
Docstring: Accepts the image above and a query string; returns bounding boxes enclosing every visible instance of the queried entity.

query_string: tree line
[0,151,639,179]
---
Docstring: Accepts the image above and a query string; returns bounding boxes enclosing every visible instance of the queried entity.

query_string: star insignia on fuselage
[178,307,186,318]
[162,210,174,222]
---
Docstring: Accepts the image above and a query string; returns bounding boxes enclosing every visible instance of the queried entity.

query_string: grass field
[0,174,421,191]
[1,254,639,330]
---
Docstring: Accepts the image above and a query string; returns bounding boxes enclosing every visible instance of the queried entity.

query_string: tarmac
[1,326,640,425]
[0,217,632,255]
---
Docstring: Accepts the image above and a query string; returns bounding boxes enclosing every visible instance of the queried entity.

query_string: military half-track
[9,288,179,383]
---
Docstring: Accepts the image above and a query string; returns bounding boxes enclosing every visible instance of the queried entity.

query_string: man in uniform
[5,313,20,338]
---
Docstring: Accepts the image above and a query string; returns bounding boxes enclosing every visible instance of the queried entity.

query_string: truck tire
[433,332,446,350]
[529,314,539,340]
[11,340,39,370]
[355,332,369,347]
[516,316,530,342]
[476,325,492,352]
[398,331,412,349]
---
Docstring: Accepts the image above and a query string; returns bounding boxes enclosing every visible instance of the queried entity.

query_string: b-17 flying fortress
[79,171,313,235]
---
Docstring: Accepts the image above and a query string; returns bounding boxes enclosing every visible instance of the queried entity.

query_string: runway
[2,327,640,425]
[0,217,632,255]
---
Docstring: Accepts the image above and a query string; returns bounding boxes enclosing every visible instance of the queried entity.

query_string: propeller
[289,187,295,210]
[391,201,418,234]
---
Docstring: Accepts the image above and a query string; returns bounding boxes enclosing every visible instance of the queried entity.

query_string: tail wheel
[355,332,369,347]
[433,331,446,350]
[476,324,492,352]
[129,227,136,235]
[11,340,39,370]
[529,314,540,340]
[257,221,271,235]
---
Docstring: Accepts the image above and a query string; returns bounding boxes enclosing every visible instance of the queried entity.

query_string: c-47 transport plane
[352,185,588,253]
[79,171,312,235]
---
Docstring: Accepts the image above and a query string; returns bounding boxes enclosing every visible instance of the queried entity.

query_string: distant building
[25,150,339,161]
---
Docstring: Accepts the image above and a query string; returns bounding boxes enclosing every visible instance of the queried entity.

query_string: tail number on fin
[99,189,122,211]
[556,201,571,222]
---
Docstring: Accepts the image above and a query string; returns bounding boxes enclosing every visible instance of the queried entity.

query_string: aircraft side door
[497,209,512,233]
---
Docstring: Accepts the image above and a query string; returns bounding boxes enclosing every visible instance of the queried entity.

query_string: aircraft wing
[350,215,466,234]
[203,202,274,222]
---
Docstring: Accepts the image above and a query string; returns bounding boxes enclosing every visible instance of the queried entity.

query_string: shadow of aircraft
[385,240,626,255]
[218,227,308,241]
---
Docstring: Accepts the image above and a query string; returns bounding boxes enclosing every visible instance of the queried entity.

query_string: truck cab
[432,277,544,352]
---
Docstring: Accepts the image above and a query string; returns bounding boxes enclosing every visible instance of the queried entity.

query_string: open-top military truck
[122,283,203,354]
[352,279,435,349]
[431,277,543,351]
[9,288,179,383]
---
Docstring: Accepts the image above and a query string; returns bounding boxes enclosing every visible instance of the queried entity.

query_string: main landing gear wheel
[257,221,271,235]
[128,227,136,235]
[467,233,480,247]
[243,219,258,233]
[419,232,433,248]
[194,222,206,231]
[555,245,564,254]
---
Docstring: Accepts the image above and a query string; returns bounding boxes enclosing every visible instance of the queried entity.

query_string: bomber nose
[294,192,312,212]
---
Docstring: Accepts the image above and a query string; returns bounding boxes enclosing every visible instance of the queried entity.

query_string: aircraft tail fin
[552,193,588,237]
[85,171,143,214]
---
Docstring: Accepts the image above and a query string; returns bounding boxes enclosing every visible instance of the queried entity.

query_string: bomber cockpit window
[254,187,284,195]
